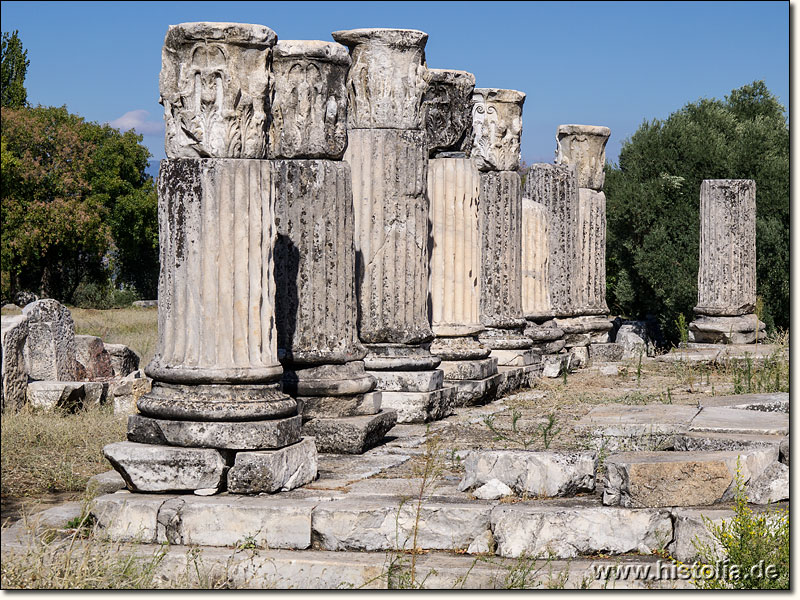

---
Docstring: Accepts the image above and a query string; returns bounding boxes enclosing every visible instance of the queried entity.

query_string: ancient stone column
[689,179,764,344]
[269,40,395,453]
[333,28,453,423]
[425,69,498,407]
[552,124,614,367]
[521,198,553,321]
[471,88,534,372]
[105,23,317,496]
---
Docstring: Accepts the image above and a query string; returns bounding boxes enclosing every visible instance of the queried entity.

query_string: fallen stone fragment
[103,441,227,493]
[22,299,76,381]
[746,461,789,504]
[473,478,514,500]
[1,314,29,411]
[86,470,127,496]
[26,381,85,411]
[105,343,140,377]
[466,529,495,554]
[780,435,789,465]
[74,335,113,380]
[458,450,596,497]
[227,438,318,494]
[590,342,624,362]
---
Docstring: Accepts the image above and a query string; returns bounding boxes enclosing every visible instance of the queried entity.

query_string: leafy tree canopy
[605,81,788,340]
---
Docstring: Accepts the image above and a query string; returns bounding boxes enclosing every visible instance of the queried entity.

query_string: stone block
[568,346,589,368]
[127,414,302,450]
[369,368,443,392]
[160,22,276,158]
[541,354,569,378]
[525,323,564,342]
[1,314,28,411]
[429,335,490,361]
[439,358,496,381]
[269,41,350,159]
[104,343,140,377]
[296,392,381,420]
[281,361,374,397]
[780,435,789,465]
[491,504,672,559]
[670,508,731,563]
[379,387,455,423]
[603,448,776,508]
[86,470,127,496]
[746,461,789,504]
[132,300,157,308]
[92,493,166,543]
[562,333,591,347]
[74,335,113,380]
[111,374,152,415]
[227,438,318,494]
[674,432,783,453]
[448,375,499,407]
[688,315,765,344]
[530,339,566,354]
[689,406,788,436]
[83,381,108,405]
[26,381,85,411]
[479,327,532,350]
[458,450,597,497]
[589,343,624,362]
[553,315,613,334]
[473,479,513,500]
[103,441,227,493]
[22,299,76,381]
[490,349,535,367]
[311,498,493,552]
[699,392,788,413]
[496,365,539,396]
[302,411,397,454]
[363,344,441,371]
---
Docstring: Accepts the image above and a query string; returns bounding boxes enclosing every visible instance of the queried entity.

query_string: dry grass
[69,306,158,367]
[1,404,127,497]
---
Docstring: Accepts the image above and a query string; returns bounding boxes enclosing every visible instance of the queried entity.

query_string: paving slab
[674,432,783,453]
[698,392,788,413]
[689,406,788,436]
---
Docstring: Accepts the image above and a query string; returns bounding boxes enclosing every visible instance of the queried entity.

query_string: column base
[478,327,533,350]
[449,375,500,408]
[688,314,766,344]
[548,315,613,347]
[369,369,444,392]
[296,392,381,421]
[380,386,456,423]
[302,411,398,454]
[496,364,540,396]
[138,382,297,421]
[430,335,491,361]
[491,349,537,367]
[363,343,442,371]
[280,361,375,396]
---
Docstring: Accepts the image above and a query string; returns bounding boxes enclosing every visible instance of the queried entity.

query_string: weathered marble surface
[470,88,525,172]
[428,158,482,337]
[160,22,277,159]
[1,314,28,411]
[694,179,757,317]
[478,171,525,330]
[331,28,429,130]
[273,160,365,365]
[555,124,610,191]
[521,199,552,319]
[227,438,318,494]
[688,314,766,344]
[524,163,580,317]
[22,299,76,381]
[269,41,350,159]
[346,129,433,345]
[576,188,608,314]
[146,159,282,385]
[423,69,475,156]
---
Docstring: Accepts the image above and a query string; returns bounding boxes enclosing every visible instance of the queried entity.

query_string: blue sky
[2,1,789,165]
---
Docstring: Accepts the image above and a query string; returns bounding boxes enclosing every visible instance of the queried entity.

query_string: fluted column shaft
[147,159,282,385]
[524,163,579,317]
[695,179,757,316]
[521,198,553,319]
[428,158,482,336]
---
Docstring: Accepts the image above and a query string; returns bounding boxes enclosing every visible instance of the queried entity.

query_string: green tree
[605,81,788,341]
[1,106,158,303]
[1,30,29,108]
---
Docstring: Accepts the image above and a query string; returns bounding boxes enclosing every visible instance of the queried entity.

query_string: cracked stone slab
[602,447,777,508]
[311,498,494,552]
[575,405,700,447]
[103,442,227,493]
[746,461,789,504]
[491,504,673,559]
[689,406,788,436]
[458,450,597,497]
[313,452,412,485]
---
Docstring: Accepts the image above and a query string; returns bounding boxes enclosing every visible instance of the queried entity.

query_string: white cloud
[108,109,164,135]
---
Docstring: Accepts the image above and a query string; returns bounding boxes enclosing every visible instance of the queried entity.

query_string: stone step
[689,406,789,436]
[602,447,777,508]
[496,364,539,396]
[302,410,397,454]
[698,392,788,413]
